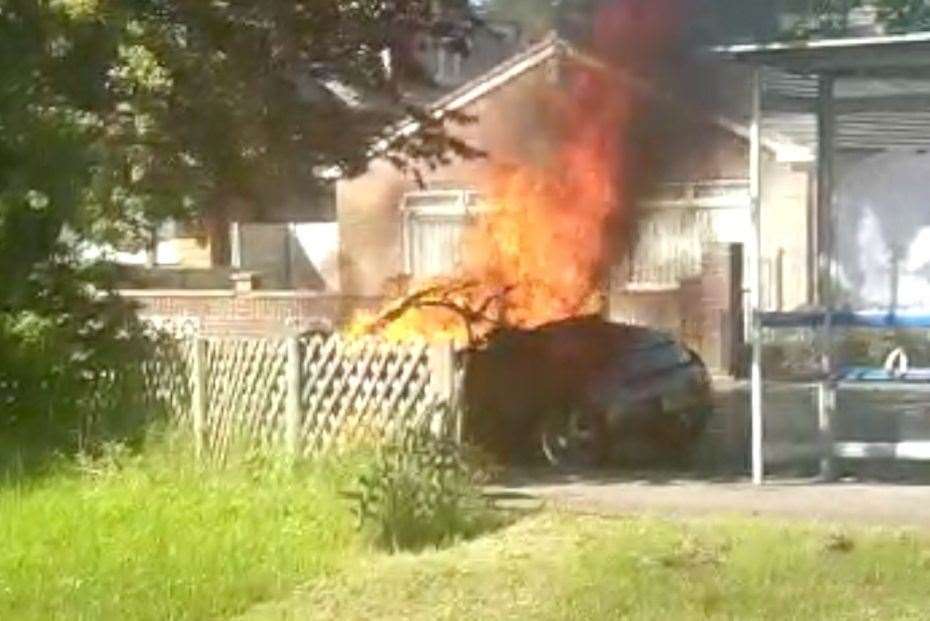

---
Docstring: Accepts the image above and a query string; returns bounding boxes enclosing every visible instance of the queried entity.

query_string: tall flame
[464,71,625,329]
[351,70,628,345]
[351,1,686,346]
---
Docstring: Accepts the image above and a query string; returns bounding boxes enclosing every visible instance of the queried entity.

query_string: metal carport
[715,32,930,485]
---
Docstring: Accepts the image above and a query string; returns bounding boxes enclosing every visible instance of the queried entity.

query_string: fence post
[429,342,459,441]
[285,336,302,457]
[192,337,208,460]
[818,380,837,481]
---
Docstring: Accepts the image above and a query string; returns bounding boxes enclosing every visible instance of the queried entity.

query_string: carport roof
[714,32,930,76]
[715,33,930,152]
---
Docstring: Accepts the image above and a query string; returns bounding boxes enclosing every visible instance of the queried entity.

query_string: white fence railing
[143,334,459,460]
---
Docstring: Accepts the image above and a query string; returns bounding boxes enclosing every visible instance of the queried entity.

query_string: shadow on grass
[0,422,79,485]
[0,409,154,487]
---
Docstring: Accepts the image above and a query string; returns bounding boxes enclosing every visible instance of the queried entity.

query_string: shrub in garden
[0,256,151,458]
[348,423,497,551]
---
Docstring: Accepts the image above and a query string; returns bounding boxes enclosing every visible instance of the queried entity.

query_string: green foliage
[349,425,495,551]
[1,1,486,254]
[0,1,485,445]
[0,2,108,279]
[0,253,151,450]
[873,0,930,32]
[2,0,488,267]
[75,0,487,256]
[0,4,148,448]
[0,435,358,621]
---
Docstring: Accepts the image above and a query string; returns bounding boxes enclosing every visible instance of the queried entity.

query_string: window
[401,189,486,280]
[620,181,750,289]
[435,44,463,85]
[153,218,210,267]
[624,208,714,288]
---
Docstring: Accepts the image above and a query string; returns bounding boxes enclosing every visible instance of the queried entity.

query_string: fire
[350,1,686,346]
[462,89,623,330]
[349,69,629,346]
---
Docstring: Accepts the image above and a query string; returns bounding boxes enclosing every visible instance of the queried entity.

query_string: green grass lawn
[4,432,930,621]
[242,512,930,621]
[0,436,360,621]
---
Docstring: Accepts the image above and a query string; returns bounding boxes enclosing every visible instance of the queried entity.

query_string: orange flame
[351,1,687,345]
[349,70,631,345]
[464,81,625,330]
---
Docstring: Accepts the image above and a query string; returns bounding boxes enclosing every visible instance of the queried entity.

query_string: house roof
[381,33,566,148]
[380,32,813,163]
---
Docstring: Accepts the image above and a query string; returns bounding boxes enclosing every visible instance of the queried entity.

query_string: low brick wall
[609,244,745,376]
[123,290,382,336]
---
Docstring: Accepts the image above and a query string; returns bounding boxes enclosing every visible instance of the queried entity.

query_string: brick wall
[609,243,744,376]
[124,291,381,337]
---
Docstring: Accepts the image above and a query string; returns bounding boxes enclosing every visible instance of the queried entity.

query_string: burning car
[463,316,712,467]
[345,4,712,467]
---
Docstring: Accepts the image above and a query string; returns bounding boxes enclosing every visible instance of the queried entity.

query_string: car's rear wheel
[540,408,604,468]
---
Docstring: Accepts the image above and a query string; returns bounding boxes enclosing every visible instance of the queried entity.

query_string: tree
[72,0,484,263]
[0,0,485,297]
[0,0,482,442]
[0,1,110,298]
[873,0,930,32]
[2,1,483,270]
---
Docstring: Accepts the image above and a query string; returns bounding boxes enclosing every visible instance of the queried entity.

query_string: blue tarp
[760,311,930,329]
[838,367,930,383]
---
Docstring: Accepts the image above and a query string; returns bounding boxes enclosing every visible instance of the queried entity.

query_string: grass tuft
[347,427,503,552]
[241,513,930,621]
[0,428,360,621]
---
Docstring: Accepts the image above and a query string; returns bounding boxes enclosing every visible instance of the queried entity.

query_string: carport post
[816,74,837,481]
[749,67,765,486]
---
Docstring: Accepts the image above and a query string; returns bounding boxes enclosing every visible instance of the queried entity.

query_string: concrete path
[495,472,930,529]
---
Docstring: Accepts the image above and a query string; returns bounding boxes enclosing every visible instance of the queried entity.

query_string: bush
[0,255,151,458]
[348,425,496,551]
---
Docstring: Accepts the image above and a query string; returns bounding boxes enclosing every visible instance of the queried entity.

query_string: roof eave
[712,32,930,75]
[366,32,814,168]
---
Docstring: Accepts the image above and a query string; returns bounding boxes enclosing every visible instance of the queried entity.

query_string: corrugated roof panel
[763,111,930,151]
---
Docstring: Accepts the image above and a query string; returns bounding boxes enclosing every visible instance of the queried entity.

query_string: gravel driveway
[495,471,930,529]
[487,378,930,529]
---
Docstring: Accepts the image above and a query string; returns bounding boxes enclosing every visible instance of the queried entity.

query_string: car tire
[540,407,605,469]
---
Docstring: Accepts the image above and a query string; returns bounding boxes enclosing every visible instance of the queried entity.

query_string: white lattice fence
[142,338,194,420]
[299,335,436,455]
[147,333,457,459]
[202,338,288,458]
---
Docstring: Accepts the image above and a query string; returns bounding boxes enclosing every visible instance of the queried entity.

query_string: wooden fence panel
[141,338,194,421]
[145,333,453,460]
[298,335,434,455]
[203,338,288,458]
